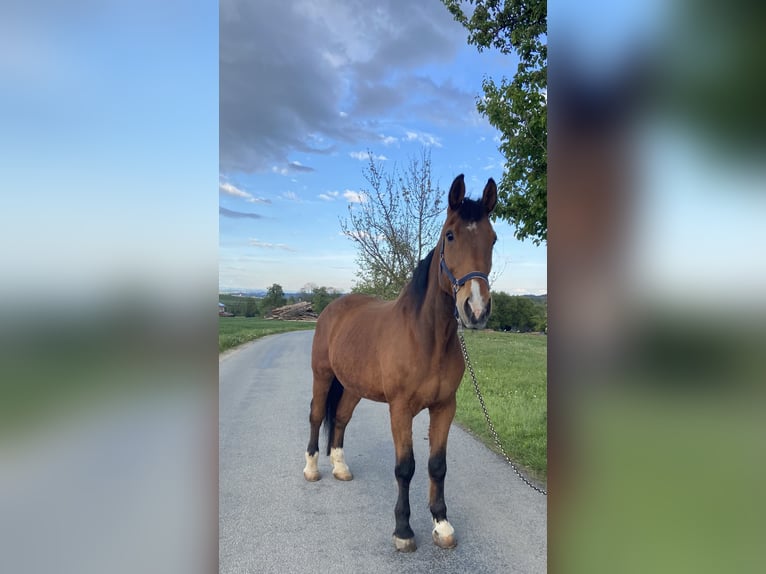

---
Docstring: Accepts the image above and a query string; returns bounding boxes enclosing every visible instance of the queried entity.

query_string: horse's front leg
[428,397,457,549]
[389,403,416,552]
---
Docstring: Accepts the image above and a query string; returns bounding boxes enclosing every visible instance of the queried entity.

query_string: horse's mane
[403,248,435,313]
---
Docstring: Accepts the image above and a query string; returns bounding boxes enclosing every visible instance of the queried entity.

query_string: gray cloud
[219,0,472,174]
[219,206,263,219]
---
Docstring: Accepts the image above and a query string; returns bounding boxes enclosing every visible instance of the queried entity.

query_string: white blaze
[468,279,485,319]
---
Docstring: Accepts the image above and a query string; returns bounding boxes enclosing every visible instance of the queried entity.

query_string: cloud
[219,0,466,173]
[288,161,314,173]
[271,166,288,176]
[249,238,296,251]
[319,191,340,201]
[219,181,271,204]
[219,206,263,219]
[404,130,442,147]
[281,191,300,202]
[219,181,249,199]
[380,135,398,145]
[343,189,365,203]
[349,151,387,161]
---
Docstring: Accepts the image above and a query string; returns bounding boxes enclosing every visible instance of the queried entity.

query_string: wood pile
[267,301,318,321]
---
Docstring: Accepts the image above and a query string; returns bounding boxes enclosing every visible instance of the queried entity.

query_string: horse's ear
[483,178,497,214]
[448,174,465,211]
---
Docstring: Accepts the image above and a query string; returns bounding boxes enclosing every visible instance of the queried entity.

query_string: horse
[303,174,497,552]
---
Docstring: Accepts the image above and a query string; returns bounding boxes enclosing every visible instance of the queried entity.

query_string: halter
[438,237,490,320]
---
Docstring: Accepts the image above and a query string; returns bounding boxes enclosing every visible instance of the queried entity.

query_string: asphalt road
[219,330,546,574]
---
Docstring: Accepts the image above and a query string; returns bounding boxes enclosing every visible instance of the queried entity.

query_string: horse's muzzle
[461,296,491,329]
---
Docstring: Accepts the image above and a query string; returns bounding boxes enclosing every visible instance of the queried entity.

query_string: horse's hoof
[303,470,321,482]
[332,468,353,481]
[330,448,352,481]
[303,452,320,482]
[432,520,457,549]
[394,536,417,552]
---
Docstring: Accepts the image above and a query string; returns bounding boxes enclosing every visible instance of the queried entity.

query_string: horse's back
[316,293,390,332]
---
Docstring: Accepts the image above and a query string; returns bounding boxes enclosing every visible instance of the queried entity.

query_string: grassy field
[219,318,547,482]
[455,330,547,483]
[219,317,316,353]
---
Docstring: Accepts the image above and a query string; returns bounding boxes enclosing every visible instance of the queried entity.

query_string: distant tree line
[219,283,343,318]
[487,292,547,333]
[220,285,545,333]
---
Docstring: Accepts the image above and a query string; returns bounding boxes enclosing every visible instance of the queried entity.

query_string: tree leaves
[443,0,547,244]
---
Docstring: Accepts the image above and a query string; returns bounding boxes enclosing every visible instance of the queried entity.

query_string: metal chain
[458,329,548,496]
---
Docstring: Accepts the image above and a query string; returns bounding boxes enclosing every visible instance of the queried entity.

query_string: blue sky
[219,0,547,295]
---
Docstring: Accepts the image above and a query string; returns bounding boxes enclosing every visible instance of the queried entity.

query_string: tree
[340,149,443,299]
[245,298,257,318]
[442,0,547,245]
[488,292,545,332]
[311,287,333,315]
[262,283,286,314]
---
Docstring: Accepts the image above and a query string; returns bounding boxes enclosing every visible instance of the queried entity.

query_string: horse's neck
[417,257,459,351]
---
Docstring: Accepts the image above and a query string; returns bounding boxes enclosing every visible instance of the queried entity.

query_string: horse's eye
[446,231,454,242]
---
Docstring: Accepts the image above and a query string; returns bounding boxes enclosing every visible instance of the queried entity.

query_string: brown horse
[303,174,497,552]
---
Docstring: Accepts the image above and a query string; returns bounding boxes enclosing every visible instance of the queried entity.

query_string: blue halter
[438,237,490,320]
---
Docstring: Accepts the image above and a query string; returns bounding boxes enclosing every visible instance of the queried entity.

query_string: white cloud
[380,135,398,145]
[343,189,365,203]
[219,182,249,198]
[404,130,442,147]
[349,151,387,161]
[281,191,300,202]
[319,191,340,201]
[220,181,271,204]
[249,238,296,251]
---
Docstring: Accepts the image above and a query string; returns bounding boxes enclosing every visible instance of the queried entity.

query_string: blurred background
[0,2,218,573]
[1,0,764,573]
[548,0,766,572]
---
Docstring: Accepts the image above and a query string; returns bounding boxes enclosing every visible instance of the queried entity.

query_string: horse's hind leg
[303,373,332,482]
[428,397,458,549]
[329,390,361,481]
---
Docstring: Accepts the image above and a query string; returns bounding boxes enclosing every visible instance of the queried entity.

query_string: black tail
[324,377,344,455]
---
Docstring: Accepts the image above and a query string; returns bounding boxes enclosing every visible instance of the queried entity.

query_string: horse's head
[438,174,497,329]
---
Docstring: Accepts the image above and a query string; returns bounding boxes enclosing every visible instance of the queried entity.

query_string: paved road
[220,330,546,574]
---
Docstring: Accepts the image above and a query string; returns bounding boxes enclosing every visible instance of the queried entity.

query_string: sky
[218,0,547,295]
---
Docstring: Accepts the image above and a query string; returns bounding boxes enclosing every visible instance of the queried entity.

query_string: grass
[218,316,316,353]
[455,330,547,483]
[218,318,547,482]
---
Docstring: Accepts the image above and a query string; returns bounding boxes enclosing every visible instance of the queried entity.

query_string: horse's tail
[324,376,344,455]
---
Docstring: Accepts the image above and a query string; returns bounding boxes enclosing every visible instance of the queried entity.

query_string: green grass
[218,317,316,353]
[455,330,547,482]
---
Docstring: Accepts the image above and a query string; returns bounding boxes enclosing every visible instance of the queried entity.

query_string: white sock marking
[433,519,455,538]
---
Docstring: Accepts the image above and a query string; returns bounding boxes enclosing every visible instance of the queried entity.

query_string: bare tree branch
[340,149,444,299]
